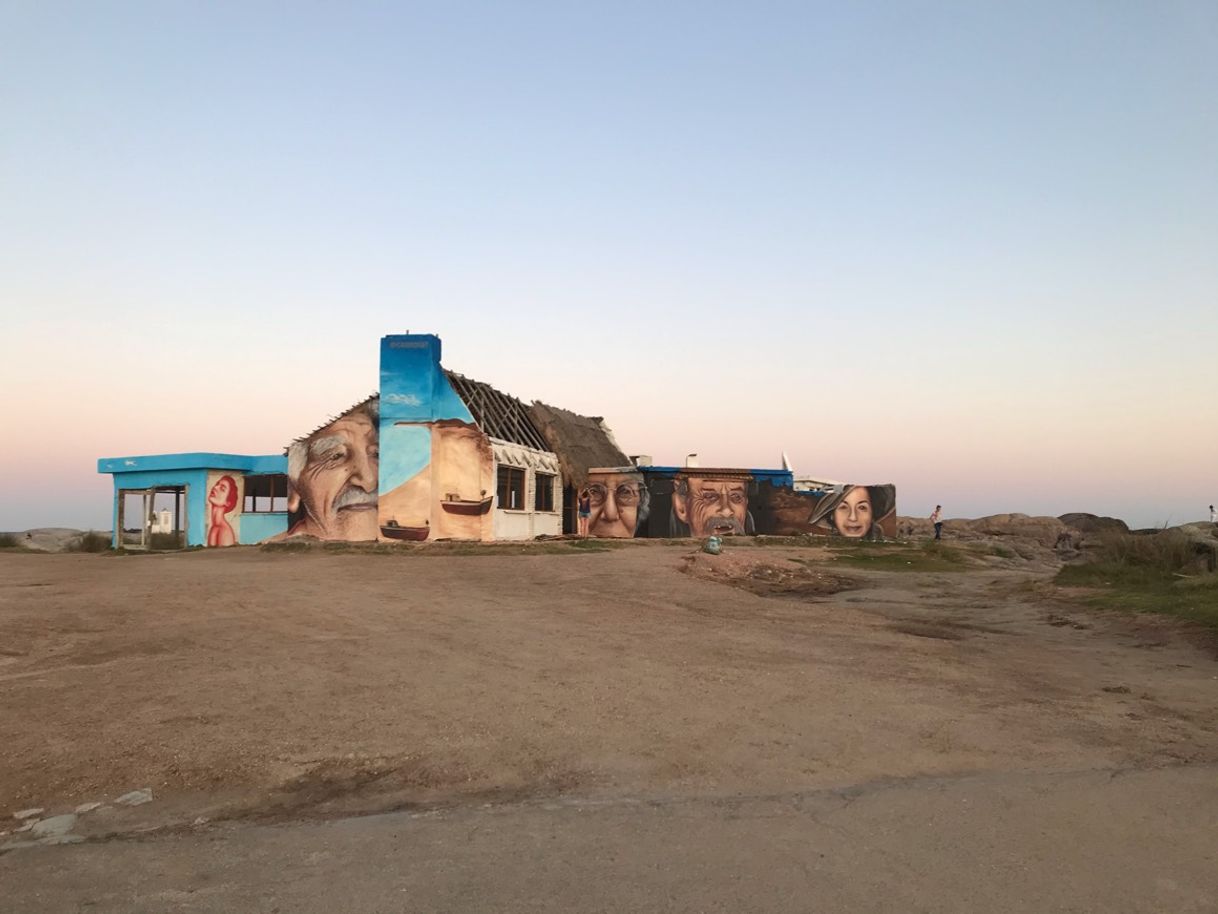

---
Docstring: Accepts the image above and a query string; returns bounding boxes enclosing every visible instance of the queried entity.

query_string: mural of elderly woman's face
[584,472,644,538]
[833,486,873,538]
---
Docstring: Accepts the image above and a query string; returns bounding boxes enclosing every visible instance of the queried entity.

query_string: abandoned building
[98,334,896,548]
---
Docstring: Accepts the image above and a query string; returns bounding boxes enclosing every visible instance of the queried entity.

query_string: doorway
[117,486,188,549]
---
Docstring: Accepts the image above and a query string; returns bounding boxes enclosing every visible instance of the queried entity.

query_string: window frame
[243,474,289,514]
[534,472,556,513]
[496,465,527,512]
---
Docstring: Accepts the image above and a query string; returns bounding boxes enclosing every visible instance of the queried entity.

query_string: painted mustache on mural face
[703,515,745,535]
[333,485,377,512]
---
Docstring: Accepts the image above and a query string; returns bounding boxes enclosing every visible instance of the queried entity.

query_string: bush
[0,532,20,548]
[1055,530,1218,632]
[65,531,111,553]
[1087,529,1198,573]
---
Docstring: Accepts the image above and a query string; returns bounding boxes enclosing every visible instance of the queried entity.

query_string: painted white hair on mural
[287,439,307,482]
[287,400,380,482]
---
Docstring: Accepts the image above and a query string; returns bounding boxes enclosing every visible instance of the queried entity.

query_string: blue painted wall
[99,453,285,475]
[377,334,480,538]
[107,468,209,547]
[379,334,473,423]
[638,467,795,488]
[239,513,288,544]
[99,453,288,547]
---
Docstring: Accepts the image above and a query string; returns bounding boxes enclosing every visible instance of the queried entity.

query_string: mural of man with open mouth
[672,474,752,537]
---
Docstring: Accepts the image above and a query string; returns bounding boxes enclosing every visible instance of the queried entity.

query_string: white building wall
[490,438,563,541]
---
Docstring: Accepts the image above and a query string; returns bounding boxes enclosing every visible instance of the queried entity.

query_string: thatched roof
[528,402,630,489]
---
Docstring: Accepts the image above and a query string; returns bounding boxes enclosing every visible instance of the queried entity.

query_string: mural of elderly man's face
[289,411,380,541]
[833,486,873,538]
[584,473,644,538]
[674,476,749,536]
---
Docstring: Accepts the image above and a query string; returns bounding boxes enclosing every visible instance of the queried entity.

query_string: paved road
[4,764,1216,913]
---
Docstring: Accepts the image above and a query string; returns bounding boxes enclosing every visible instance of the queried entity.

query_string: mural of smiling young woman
[807,484,895,541]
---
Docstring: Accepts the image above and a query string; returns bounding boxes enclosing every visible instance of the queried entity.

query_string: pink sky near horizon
[1,327,1214,532]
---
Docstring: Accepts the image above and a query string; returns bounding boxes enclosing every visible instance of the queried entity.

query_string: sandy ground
[2,542,1216,840]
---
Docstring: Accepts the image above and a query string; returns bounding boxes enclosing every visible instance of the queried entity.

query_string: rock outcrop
[1057,513,1129,535]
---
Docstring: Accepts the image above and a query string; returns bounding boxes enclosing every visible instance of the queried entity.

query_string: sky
[1,1,1215,531]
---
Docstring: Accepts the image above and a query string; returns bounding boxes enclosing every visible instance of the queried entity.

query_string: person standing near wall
[578,490,592,537]
[930,505,943,541]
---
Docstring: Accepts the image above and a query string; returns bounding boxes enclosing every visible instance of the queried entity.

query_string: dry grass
[64,531,111,553]
[1056,531,1218,631]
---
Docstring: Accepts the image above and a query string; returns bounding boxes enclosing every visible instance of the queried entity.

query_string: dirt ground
[2,541,1217,839]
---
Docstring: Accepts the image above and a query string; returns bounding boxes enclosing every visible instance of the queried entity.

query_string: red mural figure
[207,474,239,547]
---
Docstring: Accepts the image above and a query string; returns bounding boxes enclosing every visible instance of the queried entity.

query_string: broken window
[243,474,288,513]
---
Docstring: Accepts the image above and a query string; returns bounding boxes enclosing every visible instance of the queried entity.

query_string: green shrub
[0,532,20,548]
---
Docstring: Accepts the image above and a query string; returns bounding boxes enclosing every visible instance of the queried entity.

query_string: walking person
[577,489,592,538]
[930,504,943,541]
[1210,504,1216,524]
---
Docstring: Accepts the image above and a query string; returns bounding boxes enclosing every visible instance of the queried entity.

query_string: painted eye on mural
[614,485,640,505]
[729,491,745,503]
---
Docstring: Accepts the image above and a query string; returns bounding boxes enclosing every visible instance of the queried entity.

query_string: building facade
[99,333,896,548]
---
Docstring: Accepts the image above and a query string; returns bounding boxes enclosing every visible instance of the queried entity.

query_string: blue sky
[1,1,1215,530]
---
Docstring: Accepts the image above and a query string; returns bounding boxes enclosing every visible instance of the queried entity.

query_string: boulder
[967,514,1069,547]
[1058,513,1130,535]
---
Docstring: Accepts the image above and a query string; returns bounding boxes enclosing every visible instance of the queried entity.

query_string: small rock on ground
[74,802,103,815]
[13,808,44,820]
[114,788,153,807]
[31,814,77,838]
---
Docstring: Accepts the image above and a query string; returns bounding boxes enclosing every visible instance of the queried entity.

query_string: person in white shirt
[930,505,943,540]
[1210,504,1216,524]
